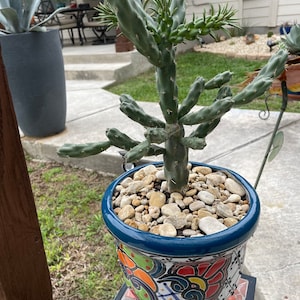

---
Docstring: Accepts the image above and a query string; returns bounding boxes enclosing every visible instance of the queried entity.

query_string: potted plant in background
[58,0,288,299]
[94,1,134,52]
[0,0,67,137]
[279,21,293,35]
[270,24,300,100]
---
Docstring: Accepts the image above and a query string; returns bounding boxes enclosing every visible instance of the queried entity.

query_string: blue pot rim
[101,162,260,257]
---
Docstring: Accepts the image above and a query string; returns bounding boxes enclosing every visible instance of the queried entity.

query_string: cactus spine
[58,0,288,194]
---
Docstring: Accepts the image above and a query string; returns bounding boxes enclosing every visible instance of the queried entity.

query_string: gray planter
[0,29,66,137]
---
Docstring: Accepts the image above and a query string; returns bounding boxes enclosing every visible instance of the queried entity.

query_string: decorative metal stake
[254,81,288,188]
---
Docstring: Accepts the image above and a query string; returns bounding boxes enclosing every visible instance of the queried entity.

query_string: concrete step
[62,44,152,87]
[64,62,131,81]
[63,52,132,64]
[66,79,115,90]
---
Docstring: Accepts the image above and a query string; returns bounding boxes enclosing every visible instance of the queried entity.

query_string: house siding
[186,0,300,29]
[277,0,300,26]
[242,0,273,27]
[186,0,240,21]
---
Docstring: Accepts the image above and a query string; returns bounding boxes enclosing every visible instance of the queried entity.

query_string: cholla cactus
[58,0,288,193]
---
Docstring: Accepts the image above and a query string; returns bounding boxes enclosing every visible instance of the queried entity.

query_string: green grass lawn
[107,51,300,113]
[27,158,121,299]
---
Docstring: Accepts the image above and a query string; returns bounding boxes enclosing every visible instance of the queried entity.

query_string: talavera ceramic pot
[102,162,260,300]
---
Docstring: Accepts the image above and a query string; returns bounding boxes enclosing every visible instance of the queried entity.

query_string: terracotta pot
[285,63,300,92]
[115,28,134,53]
[270,63,300,100]
[102,162,260,300]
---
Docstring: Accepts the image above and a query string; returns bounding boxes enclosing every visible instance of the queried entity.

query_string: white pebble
[142,165,158,175]
[118,205,135,221]
[206,173,225,186]
[142,214,152,223]
[125,181,145,194]
[198,216,227,235]
[198,190,215,205]
[149,206,161,219]
[164,213,187,229]
[159,223,177,237]
[216,203,233,218]
[120,196,132,208]
[161,203,181,216]
[135,205,145,213]
[189,200,205,212]
[175,199,186,209]
[182,229,198,237]
[225,178,246,196]
[224,194,241,204]
[120,177,133,188]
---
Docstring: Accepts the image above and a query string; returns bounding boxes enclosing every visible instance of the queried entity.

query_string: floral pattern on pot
[117,242,246,300]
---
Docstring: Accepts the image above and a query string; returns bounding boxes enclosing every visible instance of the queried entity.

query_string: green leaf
[268,131,284,162]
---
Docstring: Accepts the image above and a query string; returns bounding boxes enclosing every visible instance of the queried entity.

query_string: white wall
[277,0,300,26]
[186,0,300,29]
[186,0,241,21]
[242,0,274,27]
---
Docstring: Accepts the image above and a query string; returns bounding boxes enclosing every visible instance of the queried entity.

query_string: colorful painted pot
[102,162,260,300]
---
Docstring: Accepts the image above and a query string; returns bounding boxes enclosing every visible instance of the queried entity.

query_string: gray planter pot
[0,29,66,137]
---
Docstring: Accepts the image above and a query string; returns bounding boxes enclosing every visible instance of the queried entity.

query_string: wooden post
[0,49,53,299]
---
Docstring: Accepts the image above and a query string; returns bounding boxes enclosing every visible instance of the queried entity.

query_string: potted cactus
[271,24,300,99]
[58,1,288,299]
[0,0,68,137]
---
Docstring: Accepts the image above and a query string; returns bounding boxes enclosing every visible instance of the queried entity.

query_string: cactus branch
[178,77,205,119]
[157,48,178,124]
[57,142,111,158]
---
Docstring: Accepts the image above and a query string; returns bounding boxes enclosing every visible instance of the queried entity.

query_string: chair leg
[92,27,108,44]
[59,30,64,47]
[68,29,75,45]
[81,28,87,42]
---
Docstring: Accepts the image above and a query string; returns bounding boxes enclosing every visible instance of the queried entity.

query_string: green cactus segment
[233,49,288,105]
[189,118,221,139]
[109,0,162,67]
[146,144,166,156]
[157,49,178,124]
[181,137,206,150]
[163,123,189,193]
[57,141,111,158]
[170,4,237,43]
[232,78,273,105]
[179,97,234,125]
[125,141,165,163]
[178,77,205,118]
[170,0,186,31]
[145,128,167,144]
[124,140,151,163]
[216,86,233,100]
[120,94,165,128]
[204,71,233,89]
[106,128,139,150]
[256,49,288,78]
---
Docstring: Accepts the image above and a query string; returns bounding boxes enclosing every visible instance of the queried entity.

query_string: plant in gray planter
[58,1,288,299]
[0,0,68,137]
